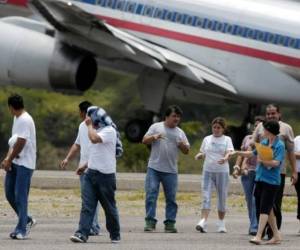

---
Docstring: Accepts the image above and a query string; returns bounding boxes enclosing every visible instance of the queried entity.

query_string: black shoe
[111,236,121,243]
[9,232,17,239]
[70,233,87,243]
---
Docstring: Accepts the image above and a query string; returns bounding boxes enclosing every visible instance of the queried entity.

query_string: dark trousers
[77,169,120,240]
[295,173,300,220]
[256,174,284,238]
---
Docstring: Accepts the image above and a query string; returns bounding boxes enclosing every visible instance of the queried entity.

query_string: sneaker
[217,220,227,233]
[196,218,207,233]
[111,236,121,243]
[70,233,87,243]
[15,233,27,240]
[26,218,37,234]
[164,221,178,233]
[9,232,17,239]
[89,229,100,236]
[144,219,156,232]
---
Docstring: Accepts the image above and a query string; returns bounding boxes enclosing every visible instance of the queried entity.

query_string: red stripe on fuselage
[99,15,300,68]
[5,0,27,7]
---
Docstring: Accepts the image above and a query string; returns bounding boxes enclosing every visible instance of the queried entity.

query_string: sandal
[249,238,262,245]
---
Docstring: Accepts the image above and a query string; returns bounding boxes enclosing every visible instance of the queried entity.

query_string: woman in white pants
[195,117,234,233]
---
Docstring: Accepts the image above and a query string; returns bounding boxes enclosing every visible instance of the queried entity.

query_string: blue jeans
[145,168,178,223]
[76,169,120,240]
[5,163,34,235]
[80,174,100,234]
[241,171,257,233]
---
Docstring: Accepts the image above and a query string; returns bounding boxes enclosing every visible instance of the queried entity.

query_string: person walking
[70,106,121,243]
[252,104,297,238]
[237,120,284,245]
[195,117,234,233]
[294,134,300,233]
[60,101,101,236]
[1,94,37,239]
[233,116,265,235]
[142,105,190,233]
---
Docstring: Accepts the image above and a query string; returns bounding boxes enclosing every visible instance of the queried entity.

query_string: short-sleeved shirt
[294,136,300,173]
[241,135,256,171]
[145,122,189,174]
[88,126,117,174]
[200,134,234,173]
[254,137,285,185]
[74,121,91,166]
[253,121,294,174]
[11,111,36,170]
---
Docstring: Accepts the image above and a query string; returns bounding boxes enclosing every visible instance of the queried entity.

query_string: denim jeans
[5,163,34,235]
[145,168,178,223]
[76,169,120,240]
[80,174,100,234]
[241,171,257,233]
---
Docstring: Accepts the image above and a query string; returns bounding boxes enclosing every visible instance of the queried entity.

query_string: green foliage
[1,72,300,174]
[118,136,149,172]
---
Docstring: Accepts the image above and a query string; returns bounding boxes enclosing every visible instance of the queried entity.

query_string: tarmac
[0,170,299,250]
[1,170,295,195]
[0,214,299,250]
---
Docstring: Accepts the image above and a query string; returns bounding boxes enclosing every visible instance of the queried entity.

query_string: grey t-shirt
[145,122,189,174]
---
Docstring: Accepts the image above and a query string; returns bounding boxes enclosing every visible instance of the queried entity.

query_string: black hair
[79,101,92,114]
[164,105,183,118]
[266,104,280,113]
[7,94,24,110]
[254,115,265,123]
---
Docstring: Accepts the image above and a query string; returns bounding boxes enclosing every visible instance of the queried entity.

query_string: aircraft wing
[29,0,237,94]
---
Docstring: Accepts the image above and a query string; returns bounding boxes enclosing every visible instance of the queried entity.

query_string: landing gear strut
[227,104,261,149]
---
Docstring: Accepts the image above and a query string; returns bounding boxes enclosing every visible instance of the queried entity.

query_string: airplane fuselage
[3,0,300,104]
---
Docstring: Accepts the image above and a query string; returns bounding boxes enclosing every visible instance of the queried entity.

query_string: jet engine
[0,19,97,91]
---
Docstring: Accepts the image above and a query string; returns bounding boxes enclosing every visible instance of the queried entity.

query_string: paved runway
[0,213,299,250]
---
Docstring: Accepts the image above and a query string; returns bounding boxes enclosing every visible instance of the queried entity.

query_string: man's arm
[178,141,190,155]
[288,151,298,184]
[60,144,80,169]
[142,134,163,145]
[1,138,26,171]
[84,117,102,144]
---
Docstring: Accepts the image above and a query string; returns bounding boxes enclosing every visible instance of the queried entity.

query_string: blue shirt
[254,136,285,185]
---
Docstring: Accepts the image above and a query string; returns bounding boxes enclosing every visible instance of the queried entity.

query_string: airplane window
[143,5,154,17]
[175,13,183,23]
[126,2,136,13]
[288,38,296,48]
[97,0,106,6]
[216,22,223,32]
[185,15,194,26]
[236,26,244,36]
[266,33,275,43]
[116,0,125,10]
[246,29,253,38]
[295,39,300,49]
[225,24,233,34]
[279,36,286,46]
[154,8,164,19]
[195,17,203,28]
[106,0,115,8]
[165,11,174,21]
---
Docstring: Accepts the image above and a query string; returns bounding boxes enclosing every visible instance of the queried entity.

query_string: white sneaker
[196,218,207,233]
[217,220,227,233]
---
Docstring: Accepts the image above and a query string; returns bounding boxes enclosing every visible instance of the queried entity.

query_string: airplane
[1,0,300,145]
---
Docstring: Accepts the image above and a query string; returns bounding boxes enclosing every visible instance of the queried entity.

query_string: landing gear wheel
[125,119,151,143]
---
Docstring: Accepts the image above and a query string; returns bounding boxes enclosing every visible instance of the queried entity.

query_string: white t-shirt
[200,135,234,173]
[88,126,117,174]
[74,121,91,166]
[11,111,36,169]
[294,135,300,172]
[145,122,189,174]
